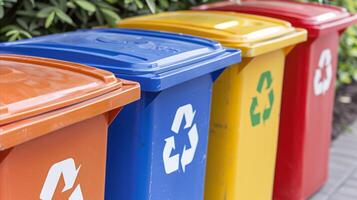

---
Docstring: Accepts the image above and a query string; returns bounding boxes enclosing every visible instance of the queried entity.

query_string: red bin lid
[194,1,357,37]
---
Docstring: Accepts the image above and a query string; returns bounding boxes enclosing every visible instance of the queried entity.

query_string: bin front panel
[0,115,108,200]
[275,32,339,200]
[106,75,213,200]
[205,49,285,200]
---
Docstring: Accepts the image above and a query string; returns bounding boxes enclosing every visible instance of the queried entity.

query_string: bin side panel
[205,64,243,200]
[275,32,339,200]
[205,50,286,200]
[0,115,108,199]
[106,92,153,200]
[303,32,338,198]
[105,74,213,200]
[274,41,311,200]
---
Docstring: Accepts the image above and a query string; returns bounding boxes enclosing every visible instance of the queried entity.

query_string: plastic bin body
[194,1,357,199]
[208,51,285,200]
[1,115,108,199]
[0,29,242,200]
[0,55,140,199]
[118,11,307,200]
[108,76,212,199]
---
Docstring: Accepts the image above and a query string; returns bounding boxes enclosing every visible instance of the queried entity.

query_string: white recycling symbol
[162,104,199,174]
[314,48,333,96]
[40,158,83,200]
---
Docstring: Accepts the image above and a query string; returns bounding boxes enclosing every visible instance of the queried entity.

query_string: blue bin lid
[0,28,241,92]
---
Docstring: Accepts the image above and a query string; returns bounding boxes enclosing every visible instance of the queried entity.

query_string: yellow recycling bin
[119,11,307,200]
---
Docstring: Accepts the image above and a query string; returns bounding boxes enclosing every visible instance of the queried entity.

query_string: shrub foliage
[0,0,356,86]
[0,0,214,41]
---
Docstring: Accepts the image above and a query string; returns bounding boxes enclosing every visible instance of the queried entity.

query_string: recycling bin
[194,1,357,199]
[118,11,307,200]
[0,28,242,200]
[0,55,140,199]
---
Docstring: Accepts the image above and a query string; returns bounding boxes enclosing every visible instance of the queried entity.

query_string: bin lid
[0,55,140,149]
[0,54,125,126]
[0,28,241,92]
[118,11,307,57]
[194,1,357,37]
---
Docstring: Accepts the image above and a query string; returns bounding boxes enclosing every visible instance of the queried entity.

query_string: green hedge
[1,0,356,87]
[0,0,215,41]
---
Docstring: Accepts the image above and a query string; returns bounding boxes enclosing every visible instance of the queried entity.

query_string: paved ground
[310,120,357,200]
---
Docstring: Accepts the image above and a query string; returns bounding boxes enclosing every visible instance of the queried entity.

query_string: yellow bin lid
[119,11,307,57]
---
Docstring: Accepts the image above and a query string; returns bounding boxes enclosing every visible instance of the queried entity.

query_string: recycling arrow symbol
[250,71,274,127]
[40,158,83,200]
[314,48,333,96]
[163,104,199,174]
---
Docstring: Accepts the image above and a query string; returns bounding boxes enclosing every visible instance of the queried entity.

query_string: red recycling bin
[194,1,357,199]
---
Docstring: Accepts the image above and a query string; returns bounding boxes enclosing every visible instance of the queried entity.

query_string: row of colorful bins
[0,29,241,199]
[0,1,356,200]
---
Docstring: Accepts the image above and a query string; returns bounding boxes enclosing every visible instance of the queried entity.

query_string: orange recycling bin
[0,55,140,199]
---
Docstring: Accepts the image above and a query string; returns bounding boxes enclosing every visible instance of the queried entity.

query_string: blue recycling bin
[0,28,241,200]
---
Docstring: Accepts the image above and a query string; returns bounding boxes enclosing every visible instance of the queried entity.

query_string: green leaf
[8,32,20,41]
[145,0,155,13]
[55,8,74,25]
[75,0,96,12]
[135,0,144,8]
[29,0,35,7]
[0,6,4,19]
[67,1,76,8]
[158,0,169,8]
[339,71,352,84]
[37,6,56,18]
[16,18,28,30]
[95,9,105,25]
[37,7,55,18]
[17,10,38,17]
[106,0,119,4]
[58,0,67,11]
[49,0,58,6]
[101,7,121,26]
[18,30,32,39]
[96,1,118,11]
[45,12,55,28]
[5,29,18,37]
[0,25,19,33]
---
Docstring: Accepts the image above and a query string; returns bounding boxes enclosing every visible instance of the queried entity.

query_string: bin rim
[193,1,357,38]
[118,11,307,57]
[0,55,140,150]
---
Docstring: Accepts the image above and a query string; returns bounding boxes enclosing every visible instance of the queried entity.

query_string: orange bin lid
[0,55,140,150]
